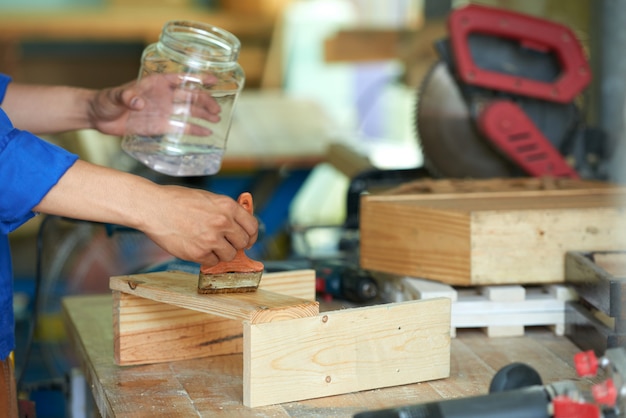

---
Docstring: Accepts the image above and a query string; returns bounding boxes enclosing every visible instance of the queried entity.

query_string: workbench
[63,293,591,417]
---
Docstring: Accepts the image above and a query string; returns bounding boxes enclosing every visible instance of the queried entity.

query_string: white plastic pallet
[383,276,578,337]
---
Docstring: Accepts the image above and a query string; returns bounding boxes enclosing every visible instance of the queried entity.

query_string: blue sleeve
[0,73,12,104]
[0,108,78,233]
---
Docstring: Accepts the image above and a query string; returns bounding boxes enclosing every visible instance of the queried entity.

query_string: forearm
[33,159,155,230]
[32,159,259,267]
[2,83,97,134]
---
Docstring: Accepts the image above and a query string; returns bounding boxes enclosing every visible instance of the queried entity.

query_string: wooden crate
[110,269,450,407]
[360,178,626,286]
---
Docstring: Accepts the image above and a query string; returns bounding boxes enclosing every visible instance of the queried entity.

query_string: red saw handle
[199,192,264,275]
[479,100,579,178]
[448,3,591,103]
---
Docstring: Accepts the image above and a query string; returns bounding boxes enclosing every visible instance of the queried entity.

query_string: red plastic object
[478,100,579,178]
[553,396,601,418]
[315,276,334,302]
[592,378,618,407]
[448,3,591,103]
[574,350,600,377]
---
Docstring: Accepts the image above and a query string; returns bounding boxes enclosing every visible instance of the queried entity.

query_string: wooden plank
[377,177,616,198]
[0,6,274,42]
[110,270,319,324]
[471,207,626,285]
[361,201,472,284]
[243,298,451,407]
[366,184,625,204]
[114,269,316,366]
[381,192,626,211]
[113,292,243,365]
[63,293,588,417]
[324,29,416,63]
[361,188,626,286]
[325,142,373,179]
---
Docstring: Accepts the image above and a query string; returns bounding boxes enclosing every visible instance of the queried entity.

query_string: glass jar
[122,20,245,176]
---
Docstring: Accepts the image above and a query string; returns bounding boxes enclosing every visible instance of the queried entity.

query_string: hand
[88,73,222,137]
[34,160,259,268]
[139,186,259,267]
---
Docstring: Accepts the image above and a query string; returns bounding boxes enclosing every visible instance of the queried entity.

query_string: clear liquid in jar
[122,91,236,177]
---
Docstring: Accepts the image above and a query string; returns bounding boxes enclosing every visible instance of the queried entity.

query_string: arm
[34,160,258,266]
[1,75,242,267]
[1,84,97,134]
[2,75,220,136]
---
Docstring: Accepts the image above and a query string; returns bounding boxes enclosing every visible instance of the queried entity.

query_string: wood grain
[361,189,626,286]
[360,201,472,283]
[379,177,616,197]
[113,270,317,365]
[110,270,319,323]
[63,294,592,417]
[243,298,451,407]
[111,270,452,406]
[63,295,580,418]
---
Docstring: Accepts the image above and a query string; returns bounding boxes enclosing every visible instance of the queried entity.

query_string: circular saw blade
[415,61,517,178]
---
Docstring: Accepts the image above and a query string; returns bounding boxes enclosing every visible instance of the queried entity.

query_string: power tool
[416,3,606,181]
[354,346,626,418]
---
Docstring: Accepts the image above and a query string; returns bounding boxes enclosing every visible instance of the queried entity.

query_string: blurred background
[3,0,621,416]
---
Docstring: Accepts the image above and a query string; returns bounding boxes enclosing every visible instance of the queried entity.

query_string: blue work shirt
[0,74,78,360]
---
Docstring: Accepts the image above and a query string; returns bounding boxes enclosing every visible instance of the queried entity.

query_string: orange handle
[199,192,263,275]
[237,192,253,215]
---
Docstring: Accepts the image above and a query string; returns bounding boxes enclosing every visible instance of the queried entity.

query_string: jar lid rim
[162,20,241,48]
[159,20,241,64]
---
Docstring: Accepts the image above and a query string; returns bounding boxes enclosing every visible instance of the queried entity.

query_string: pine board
[110,270,452,406]
[361,189,626,286]
[110,270,319,324]
[243,298,451,407]
[113,270,317,366]
[63,294,589,417]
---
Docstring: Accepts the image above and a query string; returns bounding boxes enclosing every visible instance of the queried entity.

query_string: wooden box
[110,270,450,407]
[360,178,626,286]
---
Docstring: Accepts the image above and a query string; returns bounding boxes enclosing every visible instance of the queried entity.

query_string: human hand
[138,186,259,267]
[88,73,221,137]
[34,159,258,268]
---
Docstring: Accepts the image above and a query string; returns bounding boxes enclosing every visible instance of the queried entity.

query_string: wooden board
[110,270,319,323]
[113,270,317,365]
[63,294,592,417]
[243,298,451,407]
[378,177,613,197]
[111,269,452,406]
[360,180,626,286]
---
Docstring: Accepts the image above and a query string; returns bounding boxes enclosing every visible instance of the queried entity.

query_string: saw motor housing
[417,4,605,180]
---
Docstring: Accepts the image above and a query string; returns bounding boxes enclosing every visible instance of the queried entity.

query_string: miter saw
[416,3,606,180]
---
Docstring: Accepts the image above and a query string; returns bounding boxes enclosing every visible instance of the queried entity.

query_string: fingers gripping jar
[122,21,245,176]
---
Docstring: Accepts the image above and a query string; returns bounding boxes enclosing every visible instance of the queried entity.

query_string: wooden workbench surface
[63,294,590,417]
